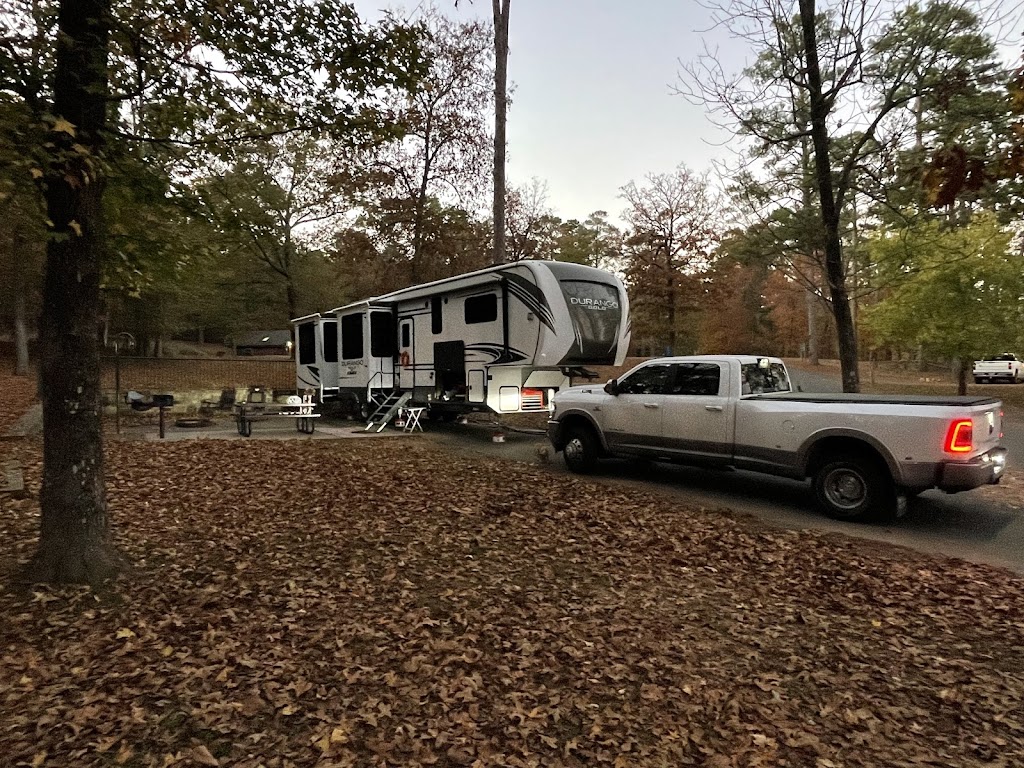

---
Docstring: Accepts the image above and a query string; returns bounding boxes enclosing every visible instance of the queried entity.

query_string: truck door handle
[705,405,723,412]
[643,403,659,409]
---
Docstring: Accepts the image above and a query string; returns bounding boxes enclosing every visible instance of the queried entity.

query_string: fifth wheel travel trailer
[293,260,631,426]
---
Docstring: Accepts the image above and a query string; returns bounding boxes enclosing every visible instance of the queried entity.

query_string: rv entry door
[369,310,396,391]
[399,318,415,390]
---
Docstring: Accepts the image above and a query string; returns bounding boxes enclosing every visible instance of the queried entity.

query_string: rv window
[401,323,410,348]
[297,323,316,365]
[340,314,363,360]
[464,294,497,324]
[370,312,396,358]
[322,321,338,363]
[431,297,442,334]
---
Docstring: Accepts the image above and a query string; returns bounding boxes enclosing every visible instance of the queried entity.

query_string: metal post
[114,347,121,435]
[108,332,135,436]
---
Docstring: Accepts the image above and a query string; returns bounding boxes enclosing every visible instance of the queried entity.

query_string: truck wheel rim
[824,469,866,510]
[565,438,584,462]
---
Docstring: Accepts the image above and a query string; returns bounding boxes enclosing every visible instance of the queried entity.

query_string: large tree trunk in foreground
[20,0,122,585]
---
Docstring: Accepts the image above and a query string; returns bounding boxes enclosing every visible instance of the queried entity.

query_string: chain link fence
[100,357,297,416]
[101,356,295,392]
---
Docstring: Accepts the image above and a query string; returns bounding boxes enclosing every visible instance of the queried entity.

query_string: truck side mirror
[604,378,619,396]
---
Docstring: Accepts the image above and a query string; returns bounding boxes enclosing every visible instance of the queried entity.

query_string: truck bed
[751,393,1001,407]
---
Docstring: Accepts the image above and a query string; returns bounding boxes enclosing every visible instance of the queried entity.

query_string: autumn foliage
[2,436,1024,766]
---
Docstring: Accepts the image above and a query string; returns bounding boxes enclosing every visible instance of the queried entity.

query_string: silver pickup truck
[547,355,1008,522]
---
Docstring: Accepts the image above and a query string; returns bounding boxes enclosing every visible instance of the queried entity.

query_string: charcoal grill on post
[125,391,175,438]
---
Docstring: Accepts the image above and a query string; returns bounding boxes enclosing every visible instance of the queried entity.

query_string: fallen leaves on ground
[2,437,1023,767]
[0,366,37,433]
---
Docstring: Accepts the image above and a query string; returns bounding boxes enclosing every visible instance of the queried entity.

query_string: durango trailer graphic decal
[558,280,622,366]
[502,273,556,332]
[465,343,529,365]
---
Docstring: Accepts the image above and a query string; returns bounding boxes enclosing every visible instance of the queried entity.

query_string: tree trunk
[14,290,30,376]
[805,287,819,366]
[957,358,968,396]
[666,267,676,355]
[21,0,122,585]
[286,279,298,325]
[491,0,510,264]
[411,112,433,283]
[799,130,819,367]
[799,0,859,392]
[9,220,33,377]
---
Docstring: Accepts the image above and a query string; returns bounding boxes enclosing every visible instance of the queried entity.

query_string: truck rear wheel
[812,453,897,523]
[563,424,599,474]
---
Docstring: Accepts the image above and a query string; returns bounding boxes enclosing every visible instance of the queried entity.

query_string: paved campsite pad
[2,438,1023,766]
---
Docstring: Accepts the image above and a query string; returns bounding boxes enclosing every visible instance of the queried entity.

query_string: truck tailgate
[964,401,1002,456]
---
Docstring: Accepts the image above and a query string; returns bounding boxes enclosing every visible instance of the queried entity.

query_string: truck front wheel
[563,424,599,474]
[812,454,897,523]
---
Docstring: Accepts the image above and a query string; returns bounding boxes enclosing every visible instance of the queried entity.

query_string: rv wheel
[563,425,599,474]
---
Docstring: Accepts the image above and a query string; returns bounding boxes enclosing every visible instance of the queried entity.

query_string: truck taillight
[945,419,973,453]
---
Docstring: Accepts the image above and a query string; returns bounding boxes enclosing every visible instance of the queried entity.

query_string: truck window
[617,365,671,395]
[741,362,791,394]
[668,363,721,396]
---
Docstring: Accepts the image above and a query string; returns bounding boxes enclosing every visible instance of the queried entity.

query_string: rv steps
[365,391,412,433]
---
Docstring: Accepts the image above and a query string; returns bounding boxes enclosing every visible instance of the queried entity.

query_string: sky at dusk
[354,1,1023,225]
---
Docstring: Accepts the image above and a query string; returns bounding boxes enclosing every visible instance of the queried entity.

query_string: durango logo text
[569,297,619,310]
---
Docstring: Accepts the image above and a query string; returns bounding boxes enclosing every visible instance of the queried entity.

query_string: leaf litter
[1,437,1023,767]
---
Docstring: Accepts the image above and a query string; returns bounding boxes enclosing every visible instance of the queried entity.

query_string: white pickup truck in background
[547,355,1008,522]
[973,354,1023,384]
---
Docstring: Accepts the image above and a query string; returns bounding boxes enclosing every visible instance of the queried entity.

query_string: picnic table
[235,390,319,437]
